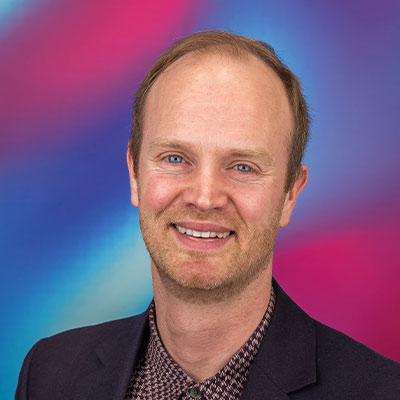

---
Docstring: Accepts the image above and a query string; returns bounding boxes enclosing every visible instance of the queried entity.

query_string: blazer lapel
[71,280,316,399]
[241,280,317,399]
[73,309,150,400]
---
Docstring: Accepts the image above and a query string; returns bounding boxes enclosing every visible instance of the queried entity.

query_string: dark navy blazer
[16,281,400,399]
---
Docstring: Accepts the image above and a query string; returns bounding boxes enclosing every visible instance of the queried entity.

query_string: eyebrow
[149,138,189,153]
[149,138,274,164]
[228,149,273,162]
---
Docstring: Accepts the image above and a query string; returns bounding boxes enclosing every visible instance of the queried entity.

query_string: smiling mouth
[172,223,235,239]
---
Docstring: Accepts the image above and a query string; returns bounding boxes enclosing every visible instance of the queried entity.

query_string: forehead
[142,51,292,154]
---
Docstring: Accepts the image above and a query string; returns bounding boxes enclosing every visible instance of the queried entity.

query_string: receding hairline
[148,43,287,94]
[143,45,295,147]
[160,43,251,72]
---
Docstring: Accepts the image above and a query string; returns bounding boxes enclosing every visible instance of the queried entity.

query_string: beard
[139,201,283,305]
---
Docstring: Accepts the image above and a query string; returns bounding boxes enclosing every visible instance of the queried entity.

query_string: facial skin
[128,52,308,304]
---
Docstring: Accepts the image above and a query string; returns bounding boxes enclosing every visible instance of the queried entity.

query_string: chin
[157,260,227,287]
[172,265,227,290]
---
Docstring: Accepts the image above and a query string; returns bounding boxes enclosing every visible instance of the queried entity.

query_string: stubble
[138,197,284,305]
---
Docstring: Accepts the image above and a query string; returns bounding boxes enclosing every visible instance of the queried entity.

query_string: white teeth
[174,224,231,239]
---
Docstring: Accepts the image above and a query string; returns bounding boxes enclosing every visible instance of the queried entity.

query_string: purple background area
[1,1,399,397]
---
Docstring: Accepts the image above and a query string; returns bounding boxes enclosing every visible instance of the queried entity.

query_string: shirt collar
[146,285,276,399]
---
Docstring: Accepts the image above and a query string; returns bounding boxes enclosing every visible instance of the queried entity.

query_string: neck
[152,265,272,382]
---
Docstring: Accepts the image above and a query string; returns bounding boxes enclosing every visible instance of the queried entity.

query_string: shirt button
[189,387,202,399]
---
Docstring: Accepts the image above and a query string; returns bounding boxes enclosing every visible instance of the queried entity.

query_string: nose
[182,165,229,211]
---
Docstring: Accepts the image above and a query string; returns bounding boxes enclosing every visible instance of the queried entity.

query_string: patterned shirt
[125,286,276,400]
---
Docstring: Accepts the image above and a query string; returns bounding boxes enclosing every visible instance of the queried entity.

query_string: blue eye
[167,155,183,163]
[234,164,252,173]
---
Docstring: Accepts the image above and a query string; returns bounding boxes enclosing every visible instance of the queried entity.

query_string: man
[16,30,399,399]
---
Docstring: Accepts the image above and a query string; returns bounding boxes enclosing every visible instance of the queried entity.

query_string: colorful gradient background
[1,0,399,397]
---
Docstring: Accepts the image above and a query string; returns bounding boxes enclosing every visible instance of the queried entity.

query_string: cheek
[231,184,282,223]
[141,175,180,211]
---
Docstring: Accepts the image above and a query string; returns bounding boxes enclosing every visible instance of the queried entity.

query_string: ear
[126,146,139,208]
[279,165,308,227]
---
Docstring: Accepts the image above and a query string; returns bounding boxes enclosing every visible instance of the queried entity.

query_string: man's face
[128,53,307,303]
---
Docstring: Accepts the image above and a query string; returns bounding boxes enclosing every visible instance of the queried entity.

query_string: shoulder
[315,319,400,371]
[34,311,147,355]
[16,311,149,398]
[268,280,400,398]
[313,319,400,396]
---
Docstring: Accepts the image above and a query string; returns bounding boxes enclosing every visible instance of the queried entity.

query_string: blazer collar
[74,309,150,400]
[241,279,317,399]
